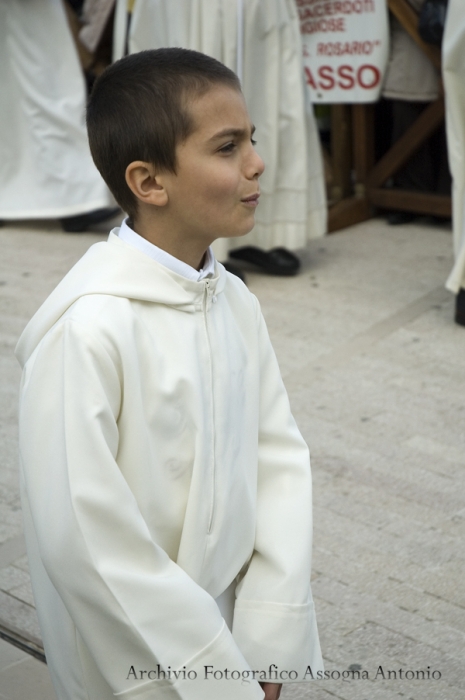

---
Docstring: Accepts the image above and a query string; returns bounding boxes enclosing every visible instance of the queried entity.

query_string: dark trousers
[391,99,451,195]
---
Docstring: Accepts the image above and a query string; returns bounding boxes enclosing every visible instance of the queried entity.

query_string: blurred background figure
[120,0,327,277]
[381,0,450,226]
[0,0,119,232]
[442,0,465,326]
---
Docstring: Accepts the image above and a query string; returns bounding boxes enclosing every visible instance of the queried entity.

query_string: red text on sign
[301,17,346,33]
[298,0,375,19]
[304,64,381,91]
[317,40,380,56]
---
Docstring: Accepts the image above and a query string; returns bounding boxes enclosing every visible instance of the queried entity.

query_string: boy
[15,49,323,700]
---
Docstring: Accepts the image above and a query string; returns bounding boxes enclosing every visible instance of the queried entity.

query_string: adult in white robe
[0,0,111,220]
[126,0,327,261]
[442,0,465,306]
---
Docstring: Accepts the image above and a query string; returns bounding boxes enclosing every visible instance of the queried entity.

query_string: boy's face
[162,85,265,245]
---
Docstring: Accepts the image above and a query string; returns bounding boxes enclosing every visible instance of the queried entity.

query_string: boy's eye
[218,137,257,154]
[219,142,236,153]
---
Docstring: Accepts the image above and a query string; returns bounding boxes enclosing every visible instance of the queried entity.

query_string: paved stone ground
[0,217,464,699]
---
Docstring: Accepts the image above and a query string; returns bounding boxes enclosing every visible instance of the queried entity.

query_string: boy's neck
[130,215,210,272]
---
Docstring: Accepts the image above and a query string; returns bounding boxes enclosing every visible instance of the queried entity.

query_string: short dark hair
[87,48,241,220]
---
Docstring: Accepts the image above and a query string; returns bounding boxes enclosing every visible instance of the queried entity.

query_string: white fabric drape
[443,0,465,293]
[0,0,111,219]
[128,0,327,259]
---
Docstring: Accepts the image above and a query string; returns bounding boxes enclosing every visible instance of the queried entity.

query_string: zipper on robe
[203,279,216,534]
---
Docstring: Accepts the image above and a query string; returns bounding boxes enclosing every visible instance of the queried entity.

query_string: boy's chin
[227,220,256,239]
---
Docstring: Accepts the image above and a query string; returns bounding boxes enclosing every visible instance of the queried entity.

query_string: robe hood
[15,230,226,368]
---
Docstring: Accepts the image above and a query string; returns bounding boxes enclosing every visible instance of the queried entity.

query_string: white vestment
[0,0,111,219]
[443,0,465,293]
[127,0,327,259]
[16,231,323,700]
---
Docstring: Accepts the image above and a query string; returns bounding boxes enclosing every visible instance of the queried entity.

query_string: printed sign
[297,0,390,103]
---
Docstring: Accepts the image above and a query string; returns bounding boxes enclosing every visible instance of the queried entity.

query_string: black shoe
[61,207,121,233]
[222,261,247,283]
[229,246,300,276]
[455,288,465,327]
[387,211,416,226]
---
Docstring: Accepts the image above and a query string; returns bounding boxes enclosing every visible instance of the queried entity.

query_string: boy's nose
[255,152,265,177]
[248,149,265,179]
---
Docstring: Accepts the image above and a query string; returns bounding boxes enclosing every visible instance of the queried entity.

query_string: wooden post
[330,105,352,203]
[328,104,374,233]
[62,1,94,72]
[352,104,375,196]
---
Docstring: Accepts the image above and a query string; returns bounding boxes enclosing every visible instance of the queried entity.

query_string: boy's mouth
[241,193,260,206]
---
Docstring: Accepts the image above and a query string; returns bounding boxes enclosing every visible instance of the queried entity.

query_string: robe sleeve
[19,319,264,700]
[232,297,324,681]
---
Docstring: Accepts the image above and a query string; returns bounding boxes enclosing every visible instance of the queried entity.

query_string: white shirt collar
[117,218,216,282]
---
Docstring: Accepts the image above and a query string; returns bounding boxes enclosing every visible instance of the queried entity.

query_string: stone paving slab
[0,639,55,700]
[0,217,464,700]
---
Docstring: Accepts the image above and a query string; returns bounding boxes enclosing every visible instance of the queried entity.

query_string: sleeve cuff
[113,622,265,700]
[232,599,324,682]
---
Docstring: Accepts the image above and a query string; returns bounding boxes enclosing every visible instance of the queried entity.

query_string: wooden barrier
[328,0,451,233]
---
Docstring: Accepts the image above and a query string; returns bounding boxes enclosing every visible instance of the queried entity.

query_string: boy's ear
[125,161,169,207]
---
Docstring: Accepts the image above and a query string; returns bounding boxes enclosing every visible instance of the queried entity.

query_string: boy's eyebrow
[209,124,256,141]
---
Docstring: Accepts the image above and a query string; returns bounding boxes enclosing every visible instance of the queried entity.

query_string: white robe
[16,231,323,700]
[443,0,465,293]
[127,0,327,260]
[0,0,111,219]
